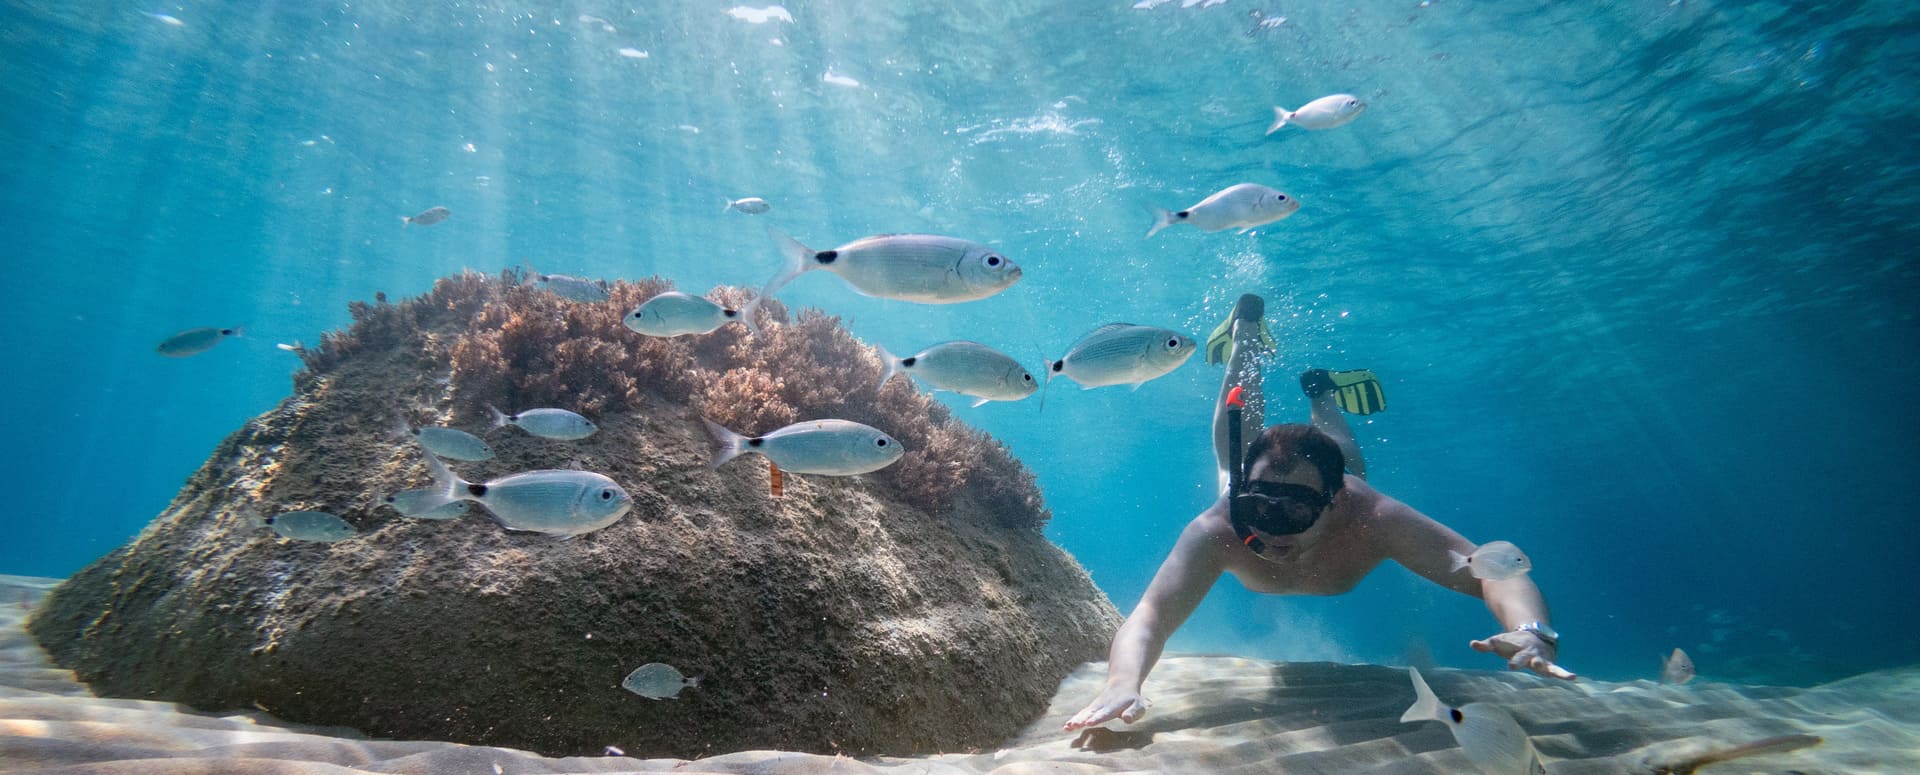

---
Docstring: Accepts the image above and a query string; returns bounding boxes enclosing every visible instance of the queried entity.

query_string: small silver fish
[1047,324,1195,389]
[622,662,700,700]
[384,488,471,520]
[724,196,771,214]
[625,291,763,337]
[402,206,451,227]
[1662,647,1695,685]
[420,457,632,536]
[1448,540,1533,581]
[1402,668,1547,775]
[704,418,903,476]
[760,226,1022,304]
[489,406,598,440]
[398,422,494,462]
[876,341,1036,407]
[1268,93,1367,134]
[266,511,358,542]
[1147,183,1298,238]
[527,268,611,303]
[156,326,242,357]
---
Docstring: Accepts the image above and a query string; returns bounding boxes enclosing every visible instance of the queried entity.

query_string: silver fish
[529,269,611,303]
[399,423,494,462]
[760,226,1021,304]
[489,406,598,440]
[876,341,1036,407]
[266,510,358,542]
[156,326,242,357]
[1047,323,1195,389]
[402,206,451,227]
[1402,668,1547,775]
[1268,93,1366,134]
[1147,183,1299,238]
[704,418,903,476]
[421,457,631,536]
[1661,647,1695,685]
[1448,540,1533,581]
[724,196,771,214]
[625,291,763,337]
[622,662,699,700]
[384,488,471,520]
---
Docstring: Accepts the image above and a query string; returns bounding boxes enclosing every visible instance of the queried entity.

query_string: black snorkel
[1224,385,1267,556]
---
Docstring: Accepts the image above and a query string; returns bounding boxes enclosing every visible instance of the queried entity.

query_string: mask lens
[1235,482,1328,535]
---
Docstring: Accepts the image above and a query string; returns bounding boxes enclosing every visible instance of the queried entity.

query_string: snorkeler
[1065,293,1575,733]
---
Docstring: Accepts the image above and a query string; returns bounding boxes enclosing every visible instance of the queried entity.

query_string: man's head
[1232,424,1347,549]
[1242,423,1347,494]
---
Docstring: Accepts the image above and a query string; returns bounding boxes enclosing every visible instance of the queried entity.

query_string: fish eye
[1023,374,1033,382]
[1165,338,1180,348]
[985,255,1002,267]
[1346,99,1358,106]
[599,489,614,500]
[875,438,889,447]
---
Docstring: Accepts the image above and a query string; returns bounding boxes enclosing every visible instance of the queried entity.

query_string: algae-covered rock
[28,272,1121,758]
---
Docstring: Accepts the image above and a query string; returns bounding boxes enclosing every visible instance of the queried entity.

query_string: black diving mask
[1234,481,1331,536]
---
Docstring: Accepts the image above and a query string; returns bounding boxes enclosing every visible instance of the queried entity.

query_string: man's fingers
[1469,638,1495,654]
[1541,662,1578,681]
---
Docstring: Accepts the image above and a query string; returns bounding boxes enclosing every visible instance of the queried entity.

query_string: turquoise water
[3,0,1916,695]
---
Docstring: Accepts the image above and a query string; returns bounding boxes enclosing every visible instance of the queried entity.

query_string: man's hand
[1471,630,1577,680]
[1064,686,1147,731]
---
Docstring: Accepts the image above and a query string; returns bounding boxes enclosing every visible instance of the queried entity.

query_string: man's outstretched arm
[1065,514,1227,731]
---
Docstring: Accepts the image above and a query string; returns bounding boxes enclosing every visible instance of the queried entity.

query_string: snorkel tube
[1224,385,1266,556]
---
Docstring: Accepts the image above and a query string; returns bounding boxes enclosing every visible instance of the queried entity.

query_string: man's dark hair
[1243,424,1347,495]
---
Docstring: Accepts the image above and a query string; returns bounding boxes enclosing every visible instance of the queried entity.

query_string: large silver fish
[1267,93,1367,134]
[760,226,1021,303]
[1402,668,1547,775]
[1047,324,1195,389]
[489,406,598,440]
[266,510,358,542]
[528,268,611,303]
[156,326,242,357]
[384,488,471,520]
[1448,540,1533,581]
[1147,183,1298,238]
[396,421,495,462]
[401,206,450,227]
[704,418,903,476]
[623,662,700,700]
[876,341,1036,407]
[421,457,631,537]
[625,291,763,337]
[724,196,771,214]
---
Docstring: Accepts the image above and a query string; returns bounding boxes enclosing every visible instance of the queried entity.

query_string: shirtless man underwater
[1065,294,1577,732]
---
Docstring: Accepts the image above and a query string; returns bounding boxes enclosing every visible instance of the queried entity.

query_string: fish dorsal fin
[1085,323,1138,337]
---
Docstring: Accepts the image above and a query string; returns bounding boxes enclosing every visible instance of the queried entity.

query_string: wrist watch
[1514,621,1559,648]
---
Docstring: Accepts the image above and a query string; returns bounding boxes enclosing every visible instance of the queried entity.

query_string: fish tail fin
[1266,106,1291,136]
[760,224,815,298]
[738,292,765,336]
[702,418,750,469]
[875,344,900,390]
[487,404,511,430]
[400,215,412,227]
[422,454,471,504]
[1401,667,1443,724]
[723,197,736,214]
[687,675,703,689]
[1146,206,1178,239]
[1449,550,1470,574]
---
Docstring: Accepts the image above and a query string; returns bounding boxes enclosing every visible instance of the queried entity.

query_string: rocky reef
[28,272,1121,758]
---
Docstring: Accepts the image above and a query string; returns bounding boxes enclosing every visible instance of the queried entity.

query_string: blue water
[3,0,1916,692]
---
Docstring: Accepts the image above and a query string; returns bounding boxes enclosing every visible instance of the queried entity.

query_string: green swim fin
[1299,368,1387,415]
[1205,293,1276,365]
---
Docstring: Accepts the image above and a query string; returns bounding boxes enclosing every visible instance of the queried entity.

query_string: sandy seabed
[4,575,1913,774]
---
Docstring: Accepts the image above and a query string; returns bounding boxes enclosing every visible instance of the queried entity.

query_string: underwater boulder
[28,271,1120,758]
